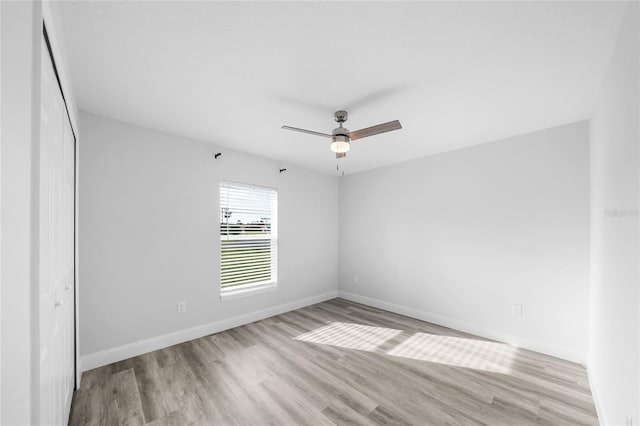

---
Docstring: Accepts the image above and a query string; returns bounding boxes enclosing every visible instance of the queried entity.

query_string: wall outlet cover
[511,304,523,317]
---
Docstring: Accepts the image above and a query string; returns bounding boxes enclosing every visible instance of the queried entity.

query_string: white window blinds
[220,182,278,291]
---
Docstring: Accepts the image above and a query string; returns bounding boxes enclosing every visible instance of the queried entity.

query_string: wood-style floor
[69,298,598,425]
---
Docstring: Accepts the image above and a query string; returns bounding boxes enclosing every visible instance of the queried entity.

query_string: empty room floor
[69,299,598,425]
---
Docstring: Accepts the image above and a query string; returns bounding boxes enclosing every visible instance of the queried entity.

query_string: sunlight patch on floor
[294,321,517,374]
[294,322,402,351]
[387,332,516,374]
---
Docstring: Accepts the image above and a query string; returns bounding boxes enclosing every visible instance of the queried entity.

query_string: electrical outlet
[177,301,187,313]
[511,304,523,317]
[626,414,632,426]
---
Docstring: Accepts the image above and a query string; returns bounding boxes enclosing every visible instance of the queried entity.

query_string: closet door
[39,32,75,426]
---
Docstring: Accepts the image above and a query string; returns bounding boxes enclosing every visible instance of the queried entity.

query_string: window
[219,182,277,300]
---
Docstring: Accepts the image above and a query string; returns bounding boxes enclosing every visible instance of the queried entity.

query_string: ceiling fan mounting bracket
[334,110,348,124]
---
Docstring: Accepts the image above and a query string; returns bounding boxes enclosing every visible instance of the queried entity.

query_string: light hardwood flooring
[70,298,598,425]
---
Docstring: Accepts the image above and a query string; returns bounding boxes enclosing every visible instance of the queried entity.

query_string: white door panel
[40,34,75,426]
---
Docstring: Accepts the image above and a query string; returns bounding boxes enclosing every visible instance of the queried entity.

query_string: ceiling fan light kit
[331,136,350,153]
[282,110,402,160]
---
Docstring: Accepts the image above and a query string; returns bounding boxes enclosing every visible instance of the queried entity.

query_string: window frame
[219,181,278,301]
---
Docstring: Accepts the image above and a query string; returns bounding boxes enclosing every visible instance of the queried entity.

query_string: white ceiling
[59,1,626,175]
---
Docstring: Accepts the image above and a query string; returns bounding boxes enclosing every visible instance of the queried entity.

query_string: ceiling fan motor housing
[332,127,350,137]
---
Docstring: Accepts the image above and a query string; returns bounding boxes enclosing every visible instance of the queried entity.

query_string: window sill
[220,281,277,301]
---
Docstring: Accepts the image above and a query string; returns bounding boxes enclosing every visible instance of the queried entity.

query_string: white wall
[589,2,639,425]
[339,122,590,363]
[1,2,3,421]
[78,112,338,363]
[1,2,41,424]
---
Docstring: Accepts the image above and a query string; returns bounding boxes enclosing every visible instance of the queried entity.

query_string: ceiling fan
[282,111,402,159]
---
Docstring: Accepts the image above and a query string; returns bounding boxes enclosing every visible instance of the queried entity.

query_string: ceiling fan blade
[281,125,332,138]
[336,152,346,159]
[347,120,402,141]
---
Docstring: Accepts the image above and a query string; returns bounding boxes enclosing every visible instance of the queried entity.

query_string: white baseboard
[337,290,587,364]
[587,366,605,426]
[81,289,586,372]
[80,290,339,372]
